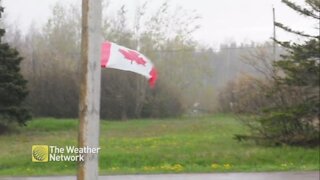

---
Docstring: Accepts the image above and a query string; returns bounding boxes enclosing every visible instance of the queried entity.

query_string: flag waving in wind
[101,41,157,87]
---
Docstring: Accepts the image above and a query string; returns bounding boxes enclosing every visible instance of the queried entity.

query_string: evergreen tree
[274,0,319,88]
[274,0,319,115]
[263,0,320,145]
[236,0,319,146]
[0,4,31,132]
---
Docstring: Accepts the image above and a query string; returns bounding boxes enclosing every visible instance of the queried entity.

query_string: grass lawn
[0,114,319,176]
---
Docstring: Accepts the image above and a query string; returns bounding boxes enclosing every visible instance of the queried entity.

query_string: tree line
[4,1,295,121]
[6,1,268,120]
[5,2,214,120]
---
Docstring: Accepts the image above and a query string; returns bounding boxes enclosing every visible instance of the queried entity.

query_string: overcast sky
[2,0,318,48]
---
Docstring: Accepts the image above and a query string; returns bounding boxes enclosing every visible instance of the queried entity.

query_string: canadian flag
[101,41,157,88]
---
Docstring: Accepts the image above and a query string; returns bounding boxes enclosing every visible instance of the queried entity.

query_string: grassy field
[0,114,319,176]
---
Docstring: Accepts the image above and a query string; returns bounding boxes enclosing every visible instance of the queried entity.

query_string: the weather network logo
[31,145,100,162]
[32,145,49,162]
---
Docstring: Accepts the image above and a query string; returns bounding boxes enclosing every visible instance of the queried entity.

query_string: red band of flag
[101,41,157,88]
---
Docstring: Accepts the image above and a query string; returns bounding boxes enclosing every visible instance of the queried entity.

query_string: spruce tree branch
[282,0,320,20]
[272,38,292,49]
[306,0,320,12]
[275,22,319,38]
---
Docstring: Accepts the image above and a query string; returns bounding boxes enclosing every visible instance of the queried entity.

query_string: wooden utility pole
[78,0,102,180]
[0,0,3,43]
[135,0,141,51]
[272,7,277,61]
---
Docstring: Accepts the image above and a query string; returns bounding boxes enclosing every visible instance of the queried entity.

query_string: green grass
[0,114,319,176]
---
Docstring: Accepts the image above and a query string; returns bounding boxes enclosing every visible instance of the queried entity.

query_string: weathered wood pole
[272,7,277,61]
[78,0,102,180]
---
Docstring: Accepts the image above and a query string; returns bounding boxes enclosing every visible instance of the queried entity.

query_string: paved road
[1,172,319,180]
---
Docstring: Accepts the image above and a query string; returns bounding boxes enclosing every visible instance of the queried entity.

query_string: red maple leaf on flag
[119,49,147,66]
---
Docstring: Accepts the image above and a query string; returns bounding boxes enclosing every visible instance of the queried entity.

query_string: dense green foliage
[0,115,318,175]
[0,6,31,132]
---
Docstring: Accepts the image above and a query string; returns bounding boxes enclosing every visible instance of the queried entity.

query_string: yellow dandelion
[211,163,220,169]
[173,164,183,171]
[161,164,172,170]
[111,167,119,171]
[223,163,232,169]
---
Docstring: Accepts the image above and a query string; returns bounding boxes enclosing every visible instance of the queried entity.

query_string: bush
[219,74,319,146]
[218,74,273,114]
[141,81,185,118]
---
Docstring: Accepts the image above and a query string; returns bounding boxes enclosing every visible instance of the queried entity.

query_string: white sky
[2,0,318,48]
